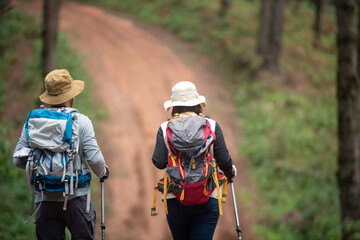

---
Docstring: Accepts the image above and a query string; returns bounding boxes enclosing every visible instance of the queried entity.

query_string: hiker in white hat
[13,69,109,239]
[152,81,237,240]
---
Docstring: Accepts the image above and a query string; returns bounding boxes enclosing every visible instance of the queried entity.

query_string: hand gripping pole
[229,179,242,240]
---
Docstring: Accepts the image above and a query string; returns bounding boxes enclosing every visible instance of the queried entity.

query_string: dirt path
[26,1,257,239]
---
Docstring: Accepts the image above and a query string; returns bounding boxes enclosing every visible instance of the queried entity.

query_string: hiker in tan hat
[152,81,237,240]
[13,69,109,239]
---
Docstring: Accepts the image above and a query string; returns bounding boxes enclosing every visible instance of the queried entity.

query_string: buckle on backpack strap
[35,174,43,192]
[222,178,228,203]
[64,178,69,195]
[63,195,69,211]
[151,207,158,216]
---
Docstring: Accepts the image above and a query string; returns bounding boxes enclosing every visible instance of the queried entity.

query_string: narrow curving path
[27,1,258,239]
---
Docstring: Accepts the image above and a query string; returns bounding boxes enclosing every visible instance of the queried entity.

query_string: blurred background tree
[358,0,360,75]
[313,0,326,48]
[0,0,12,20]
[218,0,232,19]
[42,0,61,78]
[257,0,272,55]
[336,0,360,239]
[258,0,286,74]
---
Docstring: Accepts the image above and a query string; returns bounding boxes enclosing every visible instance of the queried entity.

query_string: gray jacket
[13,107,107,202]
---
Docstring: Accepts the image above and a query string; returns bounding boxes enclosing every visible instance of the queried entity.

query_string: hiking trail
[26,1,258,239]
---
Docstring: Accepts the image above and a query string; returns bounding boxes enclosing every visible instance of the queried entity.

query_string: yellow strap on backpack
[222,178,228,203]
[214,172,223,216]
[169,153,176,167]
[213,168,223,216]
[180,189,185,201]
[203,184,208,196]
[151,185,158,216]
[163,172,169,215]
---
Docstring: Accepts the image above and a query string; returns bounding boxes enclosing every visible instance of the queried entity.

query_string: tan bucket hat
[164,81,206,111]
[39,69,85,105]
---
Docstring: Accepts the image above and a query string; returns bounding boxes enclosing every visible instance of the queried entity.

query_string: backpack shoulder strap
[160,121,169,151]
[160,121,179,167]
[205,118,216,152]
[205,117,216,132]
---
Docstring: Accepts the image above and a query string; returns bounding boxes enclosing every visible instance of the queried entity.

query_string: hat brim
[39,80,85,105]
[164,95,206,112]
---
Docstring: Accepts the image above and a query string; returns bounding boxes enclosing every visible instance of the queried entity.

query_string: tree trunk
[261,0,285,73]
[358,0,360,76]
[0,0,11,19]
[0,0,11,57]
[42,0,62,79]
[313,0,326,48]
[336,0,360,239]
[257,0,273,55]
[218,0,232,19]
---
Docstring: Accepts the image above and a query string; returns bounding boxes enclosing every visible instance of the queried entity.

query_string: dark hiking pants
[35,196,96,240]
[166,198,220,240]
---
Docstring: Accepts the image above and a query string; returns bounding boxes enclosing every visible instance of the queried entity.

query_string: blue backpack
[24,107,91,223]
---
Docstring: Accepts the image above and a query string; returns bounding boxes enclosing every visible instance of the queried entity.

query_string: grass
[71,0,341,239]
[236,82,339,239]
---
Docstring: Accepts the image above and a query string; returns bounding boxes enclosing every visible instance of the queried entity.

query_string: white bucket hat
[164,81,206,112]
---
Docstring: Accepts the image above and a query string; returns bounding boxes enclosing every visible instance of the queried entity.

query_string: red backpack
[151,113,227,216]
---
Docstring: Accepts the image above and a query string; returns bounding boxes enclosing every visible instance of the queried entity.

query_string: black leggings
[166,198,220,240]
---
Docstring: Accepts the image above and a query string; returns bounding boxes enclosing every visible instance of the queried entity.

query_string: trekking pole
[100,178,106,240]
[229,178,242,240]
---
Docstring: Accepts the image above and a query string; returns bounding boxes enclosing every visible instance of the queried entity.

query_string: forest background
[0,0,356,239]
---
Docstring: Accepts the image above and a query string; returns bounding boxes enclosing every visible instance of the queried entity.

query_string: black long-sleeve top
[152,121,234,179]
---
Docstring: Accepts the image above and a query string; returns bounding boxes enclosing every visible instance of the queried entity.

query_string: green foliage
[0,9,40,114]
[21,39,42,103]
[0,178,34,240]
[343,220,360,240]
[0,11,23,114]
[236,6,340,238]
[236,82,340,239]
